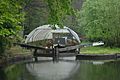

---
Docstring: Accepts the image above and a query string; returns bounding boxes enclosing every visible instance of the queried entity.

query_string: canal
[0,57,120,80]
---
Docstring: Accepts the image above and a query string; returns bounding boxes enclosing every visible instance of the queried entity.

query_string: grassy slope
[6,46,32,56]
[80,47,120,54]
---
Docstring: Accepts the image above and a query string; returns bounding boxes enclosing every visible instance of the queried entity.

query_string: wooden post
[78,48,80,54]
[53,46,59,62]
[56,47,59,62]
[52,47,55,61]
[115,53,118,60]
[75,48,80,55]
[76,48,80,60]
[33,49,38,62]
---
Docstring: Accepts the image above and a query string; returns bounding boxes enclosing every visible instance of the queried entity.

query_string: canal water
[0,57,120,80]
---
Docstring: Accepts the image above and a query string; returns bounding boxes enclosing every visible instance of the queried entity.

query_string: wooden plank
[34,53,76,57]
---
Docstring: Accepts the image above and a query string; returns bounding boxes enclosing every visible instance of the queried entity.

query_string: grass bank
[5,46,32,57]
[80,47,120,54]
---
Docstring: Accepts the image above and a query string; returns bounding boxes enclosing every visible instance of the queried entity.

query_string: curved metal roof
[25,24,80,43]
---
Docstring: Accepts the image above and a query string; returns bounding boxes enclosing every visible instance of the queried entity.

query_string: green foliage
[0,36,7,55]
[0,0,25,37]
[45,0,74,28]
[5,64,24,80]
[79,0,120,47]
[0,0,25,54]
[23,0,48,35]
[81,46,120,54]
[23,0,75,34]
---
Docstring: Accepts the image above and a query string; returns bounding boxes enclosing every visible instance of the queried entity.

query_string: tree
[79,0,120,47]
[0,0,25,54]
[45,0,74,28]
[23,0,49,35]
[0,0,25,37]
[0,0,76,55]
[23,0,75,35]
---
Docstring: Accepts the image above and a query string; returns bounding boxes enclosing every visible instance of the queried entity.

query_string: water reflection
[0,64,23,80]
[0,58,120,80]
[0,68,6,80]
[26,60,80,80]
[70,60,120,80]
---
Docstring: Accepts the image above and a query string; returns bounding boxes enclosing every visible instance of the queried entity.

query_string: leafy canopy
[79,0,120,47]
[0,0,25,54]
[45,0,74,28]
[0,0,25,37]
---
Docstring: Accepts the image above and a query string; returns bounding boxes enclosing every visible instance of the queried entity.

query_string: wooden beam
[59,53,76,57]
[14,43,52,50]
[34,53,53,57]
[58,45,80,52]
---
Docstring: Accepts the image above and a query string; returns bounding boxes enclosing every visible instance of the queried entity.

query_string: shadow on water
[69,60,120,80]
[0,64,36,80]
[1,57,120,80]
[0,68,6,80]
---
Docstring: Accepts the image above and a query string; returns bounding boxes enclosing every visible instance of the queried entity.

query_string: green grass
[6,46,32,56]
[80,47,120,54]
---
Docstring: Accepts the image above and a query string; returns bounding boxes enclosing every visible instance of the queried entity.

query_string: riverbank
[5,46,32,57]
[0,46,120,66]
[76,46,120,60]
[80,46,120,54]
[0,46,33,67]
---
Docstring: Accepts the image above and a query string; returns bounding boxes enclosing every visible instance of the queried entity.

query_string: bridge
[15,43,80,62]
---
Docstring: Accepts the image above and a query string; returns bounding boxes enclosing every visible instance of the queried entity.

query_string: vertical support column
[56,47,59,62]
[76,48,80,60]
[76,48,80,54]
[78,48,80,54]
[52,47,55,61]
[33,49,38,62]
[53,47,56,62]
[53,46,59,62]
[115,53,118,60]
